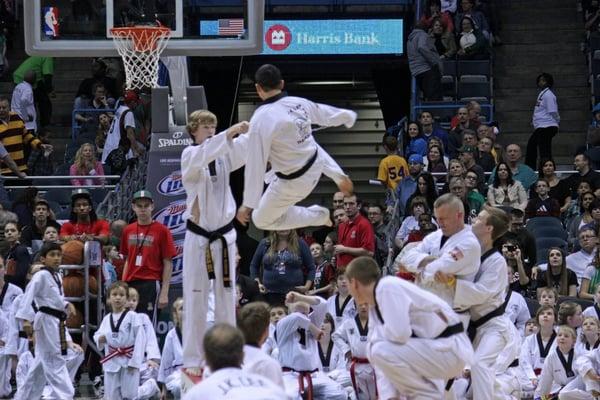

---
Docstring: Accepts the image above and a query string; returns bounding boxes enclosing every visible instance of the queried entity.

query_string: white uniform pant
[14,314,74,400]
[350,363,377,400]
[0,354,10,397]
[65,347,84,382]
[253,154,330,230]
[283,370,347,400]
[369,333,473,400]
[165,370,182,399]
[471,316,515,400]
[182,228,236,368]
[138,365,160,399]
[104,367,140,400]
[559,375,597,400]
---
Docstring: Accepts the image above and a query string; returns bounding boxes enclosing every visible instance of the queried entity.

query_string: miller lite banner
[146,128,192,285]
[42,7,59,38]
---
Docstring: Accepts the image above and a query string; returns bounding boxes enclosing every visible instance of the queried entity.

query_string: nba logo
[43,7,59,38]
[271,30,285,45]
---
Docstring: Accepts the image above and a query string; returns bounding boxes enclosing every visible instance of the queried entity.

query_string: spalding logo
[158,171,185,196]
[153,200,187,235]
[170,238,184,285]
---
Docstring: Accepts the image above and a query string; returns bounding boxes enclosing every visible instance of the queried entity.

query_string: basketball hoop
[110,25,171,91]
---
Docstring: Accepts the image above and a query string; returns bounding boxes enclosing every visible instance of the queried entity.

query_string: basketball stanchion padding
[110,24,171,90]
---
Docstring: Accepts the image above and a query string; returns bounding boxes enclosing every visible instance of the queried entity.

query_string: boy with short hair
[377,136,408,191]
[326,273,356,327]
[14,242,76,400]
[262,304,287,358]
[238,301,284,388]
[345,256,473,399]
[525,179,561,219]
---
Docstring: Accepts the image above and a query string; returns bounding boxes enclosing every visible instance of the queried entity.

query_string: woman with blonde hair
[70,142,105,186]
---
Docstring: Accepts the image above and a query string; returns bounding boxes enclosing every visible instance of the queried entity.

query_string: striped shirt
[0,112,41,174]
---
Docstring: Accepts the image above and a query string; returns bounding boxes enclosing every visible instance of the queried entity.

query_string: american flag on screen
[218,19,244,36]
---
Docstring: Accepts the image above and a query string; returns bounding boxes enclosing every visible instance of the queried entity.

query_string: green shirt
[13,57,54,85]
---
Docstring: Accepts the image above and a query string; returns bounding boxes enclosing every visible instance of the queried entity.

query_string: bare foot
[337,177,353,197]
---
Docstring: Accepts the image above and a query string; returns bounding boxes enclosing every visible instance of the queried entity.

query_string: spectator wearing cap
[101,90,141,165]
[487,161,528,211]
[488,144,537,191]
[526,72,560,169]
[458,145,485,192]
[59,188,110,244]
[121,190,176,325]
[395,154,423,215]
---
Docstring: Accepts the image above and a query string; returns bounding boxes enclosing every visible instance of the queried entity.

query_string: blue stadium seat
[458,60,490,78]
[458,80,490,102]
[44,188,72,206]
[443,60,457,76]
[530,226,567,241]
[586,147,600,170]
[525,216,563,233]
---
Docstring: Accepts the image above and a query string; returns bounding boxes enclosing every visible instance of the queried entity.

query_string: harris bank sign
[261,19,403,55]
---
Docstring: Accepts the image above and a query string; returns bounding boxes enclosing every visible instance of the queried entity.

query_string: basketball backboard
[25,0,264,57]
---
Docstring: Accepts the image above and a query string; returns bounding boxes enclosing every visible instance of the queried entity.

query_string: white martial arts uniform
[563,347,600,400]
[276,298,347,400]
[583,304,600,320]
[242,94,357,230]
[94,310,146,400]
[0,281,22,312]
[262,323,279,359]
[332,316,377,400]
[157,327,183,399]
[318,339,352,393]
[454,249,518,400]
[326,293,357,328]
[400,226,481,308]
[243,344,285,388]
[536,347,579,398]
[6,293,29,357]
[368,276,474,399]
[182,367,290,400]
[493,324,525,400]
[137,312,161,400]
[520,330,558,387]
[504,289,531,337]
[14,268,74,400]
[0,310,10,398]
[180,130,248,369]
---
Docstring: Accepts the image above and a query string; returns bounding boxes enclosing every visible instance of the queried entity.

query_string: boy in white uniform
[345,256,474,399]
[0,259,22,312]
[238,301,285,388]
[332,302,377,400]
[183,324,289,400]
[262,304,287,359]
[504,265,531,336]
[126,286,161,399]
[326,273,356,327]
[14,243,76,400]
[236,64,356,230]
[94,281,146,400]
[400,193,481,308]
[180,109,249,383]
[436,207,520,399]
[158,298,184,399]
[277,291,347,400]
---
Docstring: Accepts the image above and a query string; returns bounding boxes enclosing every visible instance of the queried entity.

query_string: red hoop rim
[109,25,172,36]
[110,25,171,52]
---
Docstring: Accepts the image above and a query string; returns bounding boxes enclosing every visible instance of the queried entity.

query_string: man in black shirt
[502,208,537,272]
[564,153,600,198]
[20,199,61,253]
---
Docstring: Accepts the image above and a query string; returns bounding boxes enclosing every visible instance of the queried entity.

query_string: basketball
[62,240,84,265]
[63,272,98,297]
[66,308,83,329]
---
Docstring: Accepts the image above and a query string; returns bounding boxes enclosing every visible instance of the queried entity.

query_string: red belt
[350,357,377,398]
[282,367,316,400]
[100,345,134,364]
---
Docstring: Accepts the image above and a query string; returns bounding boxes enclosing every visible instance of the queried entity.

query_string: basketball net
[110,25,171,91]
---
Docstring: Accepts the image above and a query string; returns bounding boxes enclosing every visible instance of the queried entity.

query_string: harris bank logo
[266,24,291,51]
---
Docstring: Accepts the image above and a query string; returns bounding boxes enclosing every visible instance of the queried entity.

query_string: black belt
[186,219,234,287]
[38,306,67,355]
[18,331,27,339]
[275,150,318,180]
[508,358,519,368]
[467,304,506,341]
[38,306,67,320]
[412,322,464,339]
